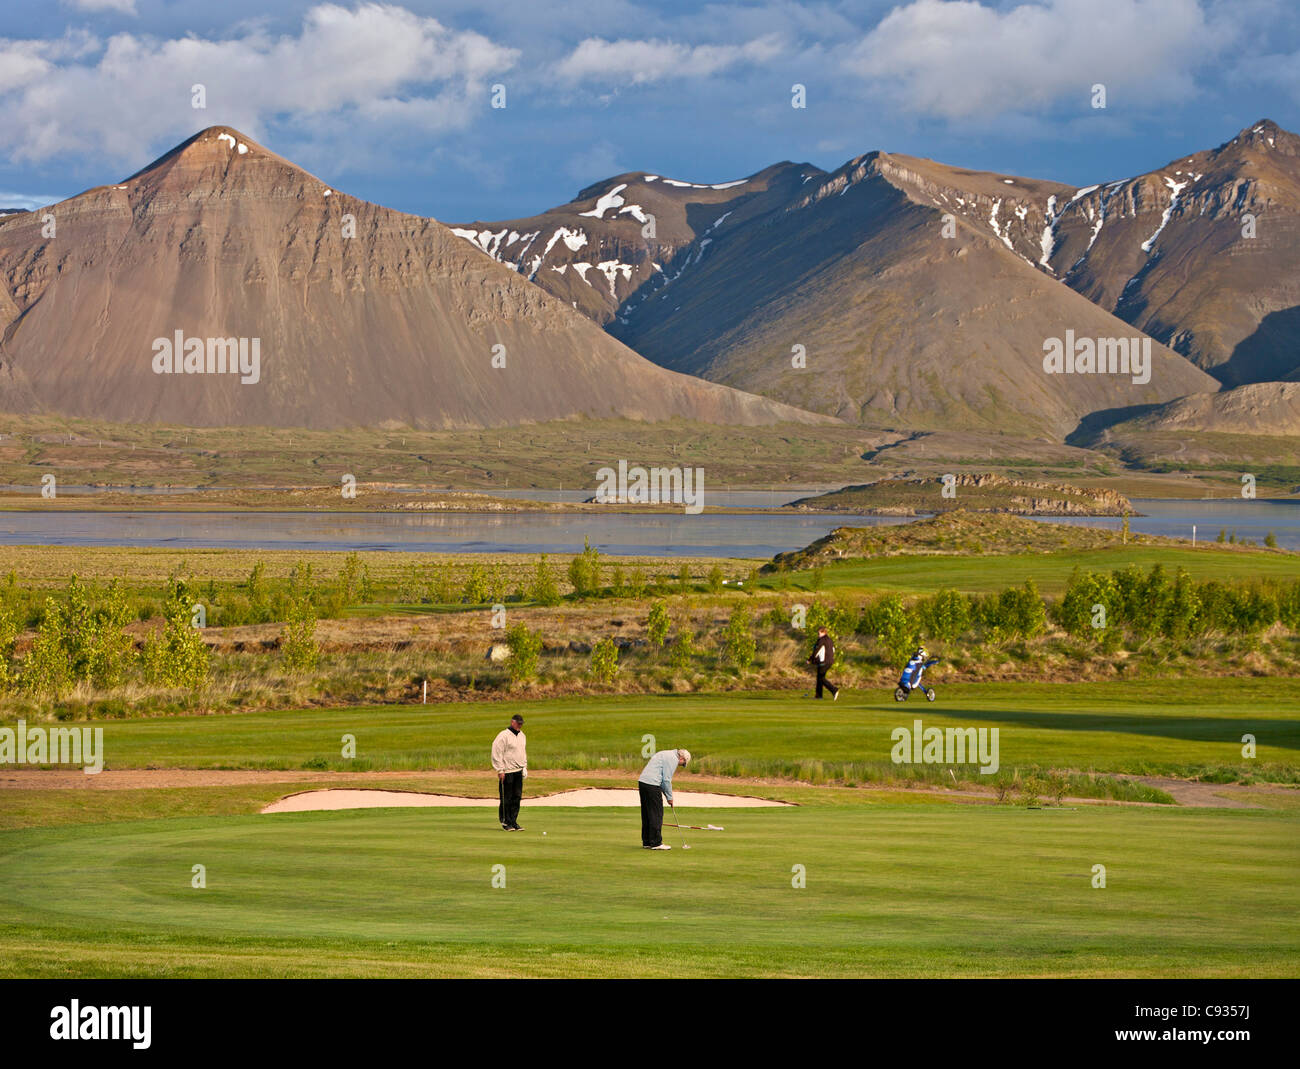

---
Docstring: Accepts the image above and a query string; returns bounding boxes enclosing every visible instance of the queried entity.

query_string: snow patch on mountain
[1140,175,1189,253]
[580,184,628,219]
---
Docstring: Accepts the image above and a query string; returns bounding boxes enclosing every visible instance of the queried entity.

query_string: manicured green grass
[0,805,1294,977]
[758,546,1300,595]
[18,678,1300,782]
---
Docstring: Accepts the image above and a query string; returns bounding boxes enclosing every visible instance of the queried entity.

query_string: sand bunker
[262,787,791,814]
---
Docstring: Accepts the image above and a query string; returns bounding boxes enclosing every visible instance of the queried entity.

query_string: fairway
[761,546,1300,595]
[1,804,1296,978]
[59,678,1300,781]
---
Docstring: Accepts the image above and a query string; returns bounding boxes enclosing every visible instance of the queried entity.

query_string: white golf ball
[542,831,547,836]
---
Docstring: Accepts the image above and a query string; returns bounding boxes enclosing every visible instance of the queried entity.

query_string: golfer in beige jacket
[491,714,527,831]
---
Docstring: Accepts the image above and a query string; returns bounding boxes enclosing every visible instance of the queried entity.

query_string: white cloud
[845,0,1223,121]
[565,140,624,182]
[0,191,63,210]
[556,33,783,85]
[63,0,139,15]
[0,4,519,164]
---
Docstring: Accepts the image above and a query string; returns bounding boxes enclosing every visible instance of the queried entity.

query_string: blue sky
[3,0,1298,221]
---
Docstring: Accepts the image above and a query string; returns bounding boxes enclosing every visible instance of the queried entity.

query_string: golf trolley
[894,682,936,702]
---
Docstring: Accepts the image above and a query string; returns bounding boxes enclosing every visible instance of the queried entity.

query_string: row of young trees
[0,567,327,698]
[0,578,209,697]
[779,565,1300,664]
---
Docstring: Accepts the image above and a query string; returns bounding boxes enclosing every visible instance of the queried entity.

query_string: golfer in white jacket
[638,748,690,849]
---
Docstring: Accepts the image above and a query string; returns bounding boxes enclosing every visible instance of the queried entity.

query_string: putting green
[1,804,1295,977]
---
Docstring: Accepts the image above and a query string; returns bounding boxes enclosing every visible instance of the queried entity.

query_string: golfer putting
[638,747,690,849]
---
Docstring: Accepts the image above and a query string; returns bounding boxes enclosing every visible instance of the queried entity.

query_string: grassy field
[0,802,1295,977]
[3,671,1298,976]
[2,518,1297,978]
[12,678,1300,782]
[759,545,1300,595]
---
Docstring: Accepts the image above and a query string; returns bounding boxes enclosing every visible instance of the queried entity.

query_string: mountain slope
[0,127,825,430]
[606,151,1217,438]
[1045,120,1300,386]
[447,162,822,325]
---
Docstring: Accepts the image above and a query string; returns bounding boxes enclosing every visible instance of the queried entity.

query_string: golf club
[670,801,689,849]
[664,823,725,831]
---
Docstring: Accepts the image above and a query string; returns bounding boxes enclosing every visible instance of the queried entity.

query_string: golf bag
[895,652,939,702]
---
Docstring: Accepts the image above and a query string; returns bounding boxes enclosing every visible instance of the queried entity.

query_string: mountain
[1045,120,1300,387]
[447,162,822,325]
[451,121,1300,439]
[0,127,824,430]
[608,151,1216,438]
[1088,380,1300,438]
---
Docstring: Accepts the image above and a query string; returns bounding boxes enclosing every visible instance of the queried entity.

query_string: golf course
[2,675,1297,978]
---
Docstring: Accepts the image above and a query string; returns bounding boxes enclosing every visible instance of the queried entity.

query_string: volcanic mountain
[0,127,822,429]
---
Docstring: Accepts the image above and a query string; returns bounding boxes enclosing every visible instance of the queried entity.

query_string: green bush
[668,625,695,668]
[590,637,619,683]
[706,564,725,595]
[647,601,671,647]
[567,539,602,596]
[505,623,543,684]
[865,594,917,666]
[141,579,210,690]
[722,605,756,672]
[280,593,320,672]
[528,555,561,606]
[461,563,490,605]
[919,589,970,644]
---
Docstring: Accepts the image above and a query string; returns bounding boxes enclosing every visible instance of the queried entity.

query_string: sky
[2,0,1299,221]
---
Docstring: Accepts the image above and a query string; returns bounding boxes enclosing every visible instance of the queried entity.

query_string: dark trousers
[639,781,664,847]
[815,664,838,698]
[498,771,523,828]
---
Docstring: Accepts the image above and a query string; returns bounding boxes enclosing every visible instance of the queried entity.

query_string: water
[0,510,909,558]
[1038,499,1300,551]
[0,499,1295,555]
[1,485,833,508]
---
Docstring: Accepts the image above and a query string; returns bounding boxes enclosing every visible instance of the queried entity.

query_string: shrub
[919,588,970,644]
[668,625,695,668]
[865,594,917,666]
[722,605,756,671]
[281,593,320,672]
[461,563,490,605]
[647,601,671,647]
[706,564,724,595]
[628,566,649,600]
[528,555,561,606]
[590,637,619,683]
[505,623,543,684]
[567,539,602,596]
[22,596,71,697]
[141,579,210,690]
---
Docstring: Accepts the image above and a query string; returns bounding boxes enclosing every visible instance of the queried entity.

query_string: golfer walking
[491,714,527,831]
[809,625,839,700]
[638,748,690,849]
